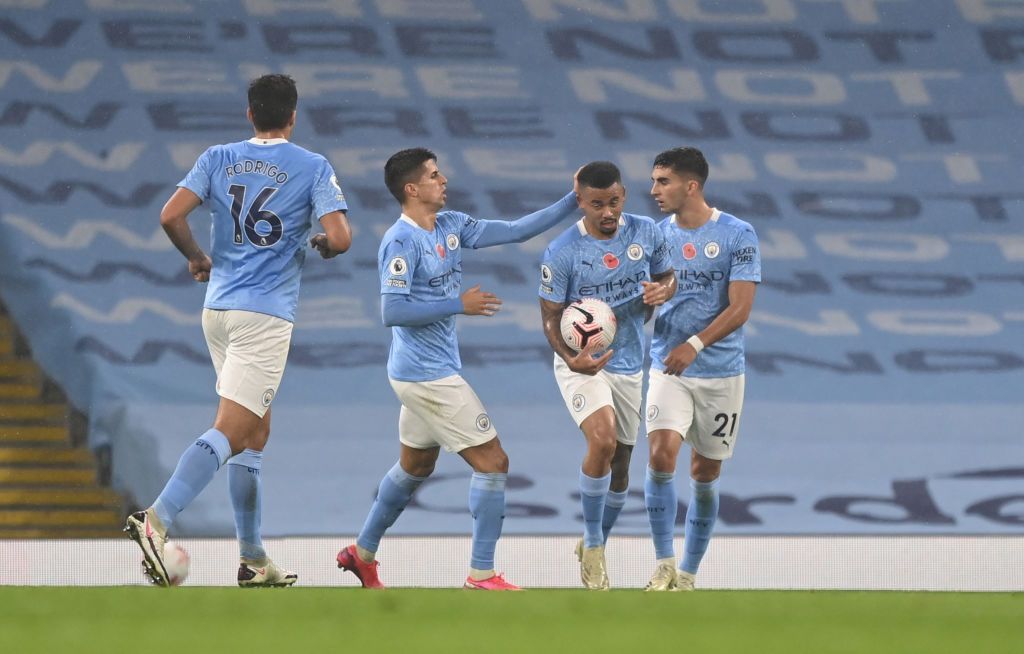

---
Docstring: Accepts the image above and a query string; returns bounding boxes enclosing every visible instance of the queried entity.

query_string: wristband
[686,334,704,354]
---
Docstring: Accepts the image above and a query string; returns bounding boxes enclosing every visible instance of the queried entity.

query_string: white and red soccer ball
[560,298,616,353]
[162,542,190,586]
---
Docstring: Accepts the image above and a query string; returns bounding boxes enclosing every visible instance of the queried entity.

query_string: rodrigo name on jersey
[179,138,347,322]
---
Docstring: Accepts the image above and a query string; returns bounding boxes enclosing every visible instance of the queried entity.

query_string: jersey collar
[674,208,720,230]
[247,137,289,145]
[399,213,437,231]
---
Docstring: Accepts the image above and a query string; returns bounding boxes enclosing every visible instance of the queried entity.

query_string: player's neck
[674,202,714,230]
[402,205,437,231]
[252,127,292,141]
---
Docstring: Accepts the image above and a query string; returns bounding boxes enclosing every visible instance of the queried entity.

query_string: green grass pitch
[1,588,1020,653]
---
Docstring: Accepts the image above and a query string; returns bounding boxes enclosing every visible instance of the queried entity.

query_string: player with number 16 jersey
[124,74,351,590]
[181,127,347,322]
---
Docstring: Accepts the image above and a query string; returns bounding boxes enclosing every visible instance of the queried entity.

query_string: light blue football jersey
[539,213,672,375]
[650,209,761,378]
[179,138,348,322]
[379,211,493,382]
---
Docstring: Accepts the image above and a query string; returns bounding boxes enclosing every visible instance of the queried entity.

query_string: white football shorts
[202,308,293,419]
[553,355,642,446]
[645,371,745,461]
[389,374,498,453]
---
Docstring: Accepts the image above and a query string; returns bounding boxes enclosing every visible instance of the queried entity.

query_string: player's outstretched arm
[381,285,500,327]
[382,294,461,327]
[662,280,756,375]
[159,187,211,282]
[310,210,352,259]
[465,192,577,249]
[539,298,612,376]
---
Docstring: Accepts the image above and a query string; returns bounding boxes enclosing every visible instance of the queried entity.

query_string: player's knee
[492,450,509,474]
[649,446,676,473]
[249,426,270,451]
[690,458,721,483]
[241,418,269,450]
[406,460,435,477]
[478,443,508,474]
[588,433,617,463]
[648,435,679,472]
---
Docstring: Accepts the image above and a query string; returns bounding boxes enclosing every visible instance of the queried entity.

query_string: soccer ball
[560,298,616,353]
[162,542,190,586]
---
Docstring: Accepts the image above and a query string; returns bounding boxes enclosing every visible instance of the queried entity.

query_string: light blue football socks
[645,467,678,560]
[469,472,507,571]
[602,489,627,543]
[580,469,611,548]
[228,448,266,561]
[681,478,720,574]
[152,428,231,530]
[356,461,427,554]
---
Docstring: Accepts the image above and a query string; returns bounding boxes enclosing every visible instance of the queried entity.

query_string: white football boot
[238,558,298,588]
[124,509,169,587]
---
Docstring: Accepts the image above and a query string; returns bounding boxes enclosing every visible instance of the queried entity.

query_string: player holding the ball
[539,161,676,590]
[643,147,761,592]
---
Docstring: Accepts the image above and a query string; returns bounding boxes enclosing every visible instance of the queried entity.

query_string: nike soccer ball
[560,298,617,352]
[163,542,190,586]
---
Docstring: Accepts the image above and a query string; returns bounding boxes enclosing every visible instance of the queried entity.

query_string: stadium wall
[2,536,1021,591]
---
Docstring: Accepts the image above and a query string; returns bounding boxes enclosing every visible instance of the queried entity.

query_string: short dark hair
[653,147,709,187]
[247,74,297,132]
[576,161,621,190]
[384,147,436,203]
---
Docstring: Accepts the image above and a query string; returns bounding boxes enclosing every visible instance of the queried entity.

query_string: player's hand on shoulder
[461,284,502,317]
[641,280,671,306]
[188,253,212,283]
[309,233,338,259]
[662,342,697,376]
[567,340,613,376]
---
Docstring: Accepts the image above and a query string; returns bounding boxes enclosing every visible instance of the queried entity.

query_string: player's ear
[246,106,254,124]
[288,110,297,128]
[405,182,418,200]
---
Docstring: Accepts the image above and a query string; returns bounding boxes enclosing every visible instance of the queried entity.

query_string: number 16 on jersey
[227,184,283,247]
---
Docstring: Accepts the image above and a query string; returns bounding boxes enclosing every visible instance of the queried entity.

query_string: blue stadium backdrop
[0,0,1022,537]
